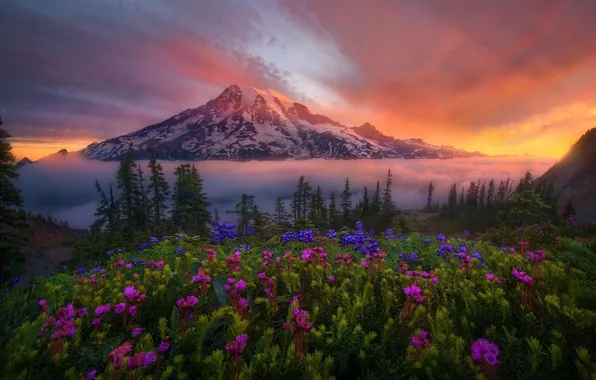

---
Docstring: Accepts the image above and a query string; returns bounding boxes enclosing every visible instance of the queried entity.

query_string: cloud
[0,0,299,140]
[1,0,595,159]
[280,0,596,139]
[15,156,557,229]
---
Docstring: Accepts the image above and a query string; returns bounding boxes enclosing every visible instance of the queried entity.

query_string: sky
[2,0,596,161]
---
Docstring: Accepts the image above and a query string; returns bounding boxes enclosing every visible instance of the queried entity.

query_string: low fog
[15,156,557,229]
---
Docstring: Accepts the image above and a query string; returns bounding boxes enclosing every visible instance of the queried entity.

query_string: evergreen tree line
[91,152,405,243]
[424,170,574,228]
[92,152,211,238]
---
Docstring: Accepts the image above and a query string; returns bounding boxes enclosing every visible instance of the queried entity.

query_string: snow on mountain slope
[79,85,486,161]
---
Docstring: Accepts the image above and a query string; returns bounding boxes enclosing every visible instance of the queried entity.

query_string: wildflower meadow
[1,218,596,380]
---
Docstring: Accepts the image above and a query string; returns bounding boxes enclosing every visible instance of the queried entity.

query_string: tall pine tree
[116,152,141,229]
[340,178,352,227]
[172,164,211,235]
[0,117,26,280]
[147,152,171,234]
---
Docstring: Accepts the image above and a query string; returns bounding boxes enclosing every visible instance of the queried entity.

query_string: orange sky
[4,0,596,162]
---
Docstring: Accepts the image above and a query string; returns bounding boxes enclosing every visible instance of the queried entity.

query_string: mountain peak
[15,157,33,169]
[79,84,487,161]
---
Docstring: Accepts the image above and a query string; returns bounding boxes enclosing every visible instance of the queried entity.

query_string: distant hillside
[536,127,596,222]
[21,211,88,248]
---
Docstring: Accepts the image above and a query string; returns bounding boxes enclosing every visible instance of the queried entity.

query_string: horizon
[2,1,596,161]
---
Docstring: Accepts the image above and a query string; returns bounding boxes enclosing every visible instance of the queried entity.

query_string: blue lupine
[106,250,114,256]
[149,237,159,244]
[326,229,337,238]
[244,224,255,236]
[210,221,237,244]
[437,233,447,242]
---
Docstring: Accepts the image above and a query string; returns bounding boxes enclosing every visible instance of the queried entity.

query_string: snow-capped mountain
[80,85,486,161]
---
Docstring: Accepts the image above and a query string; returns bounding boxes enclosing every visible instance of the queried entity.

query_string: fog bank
[16,156,557,229]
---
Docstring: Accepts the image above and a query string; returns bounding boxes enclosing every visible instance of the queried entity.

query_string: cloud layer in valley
[2,0,596,160]
[15,155,557,229]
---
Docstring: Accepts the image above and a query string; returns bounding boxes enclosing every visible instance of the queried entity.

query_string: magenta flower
[158,341,170,353]
[328,275,335,281]
[225,334,248,357]
[235,280,247,291]
[471,338,500,368]
[124,285,140,301]
[238,298,248,308]
[360,261,367,268]
[486,273,494,281]
[128,306,137,316]
[432,277,438,285]
[132,327,143,337]
[114,303,126,314]
[92,318,101,325]
[142,351,156,366]
[411,330,431,348]
[94,303,110,317]
[39,299,48,312]
[85,370,97,380]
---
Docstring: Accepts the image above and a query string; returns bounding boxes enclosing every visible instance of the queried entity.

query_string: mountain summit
[80,85,486,161]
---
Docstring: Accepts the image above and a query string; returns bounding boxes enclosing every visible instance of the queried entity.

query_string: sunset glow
[2,0,596,160]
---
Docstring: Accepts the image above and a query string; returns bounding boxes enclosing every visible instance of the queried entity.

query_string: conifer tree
[447,183,458,216]
[458,186,465,209]
[479,182,487,210]
[135,163,149,232]
[227,193,258,240]
[213,208,220,222]
[362,186,371,216]
[371,181,382,217]
[487,180,495,208]
[92,181,118,234]
[426,181,435,210]
[0,117,25,280]
[172,164,211,235]
[273,196,291,226]
[190,165,211,234]
[116,152,141,228]
[147,152,170,234]
[328,192,339,229]
[291,176,312,225]
[380,169,398,226]
[340,177,352,227]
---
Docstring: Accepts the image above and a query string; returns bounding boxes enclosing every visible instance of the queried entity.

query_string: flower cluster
[225,278,250,319]
[210,220,237,244]
[41,303,87,355]
[411,330,430,348]
[226,251,242,275]
[471,339,500,369]
[399,252,419,263]
[226,335,248,380]
[511,268,533,285]
[257,272,278,310]
[192,268,211,297]
[283,308,312,359]
[281,229,316,244]
[244,224,255,236]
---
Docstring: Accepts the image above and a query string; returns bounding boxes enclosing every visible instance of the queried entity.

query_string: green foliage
[2,221,596,379]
